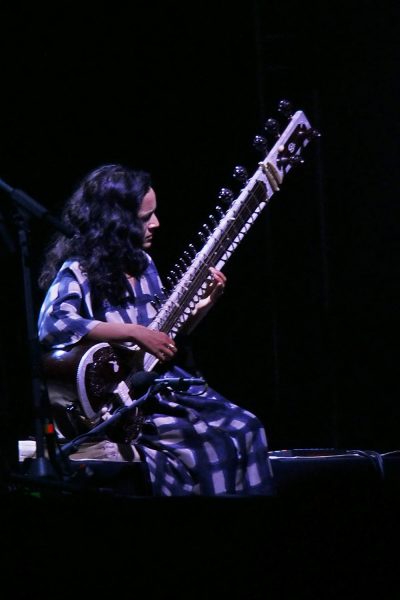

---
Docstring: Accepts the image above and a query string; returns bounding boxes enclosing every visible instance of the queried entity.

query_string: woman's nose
[150,214,160,228]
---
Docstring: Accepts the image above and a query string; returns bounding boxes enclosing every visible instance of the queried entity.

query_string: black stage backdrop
[0,1,399,456]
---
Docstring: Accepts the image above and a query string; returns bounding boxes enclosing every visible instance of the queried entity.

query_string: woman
[38,164,275,496]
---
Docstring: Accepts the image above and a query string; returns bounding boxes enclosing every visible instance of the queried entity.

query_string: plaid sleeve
[37,262,102,349]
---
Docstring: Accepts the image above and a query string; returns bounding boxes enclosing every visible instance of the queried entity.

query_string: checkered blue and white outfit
[38,257,275,496]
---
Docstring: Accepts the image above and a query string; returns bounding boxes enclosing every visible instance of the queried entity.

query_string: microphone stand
[60,386,157,457]
[0,177,73,483]
[60,376,206,459]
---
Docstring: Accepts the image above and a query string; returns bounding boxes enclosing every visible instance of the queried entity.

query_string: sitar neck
[143,108,318,372]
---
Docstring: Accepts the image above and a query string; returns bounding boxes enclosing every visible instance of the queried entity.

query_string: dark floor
[2,450,400,599]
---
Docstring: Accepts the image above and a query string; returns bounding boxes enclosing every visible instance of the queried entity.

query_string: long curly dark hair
[38,164,152,306]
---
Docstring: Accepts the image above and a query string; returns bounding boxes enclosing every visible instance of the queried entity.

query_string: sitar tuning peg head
[252,134,268,154]
[232,165,248,184]
[264,118,280,140]
[296,123,321,144]
[208,214,218,228]
[166,275,175,289]
[151,294,163,311]
[202,223,212,237]
[310,127,321,140]
[179,256,188,270]
[197,230,207,244]
[215,205,225,219]
[277,99,293,119]
[276,155,304,168]
[217,187,235,205]
[184,250,193,263]
[174,262,184,277]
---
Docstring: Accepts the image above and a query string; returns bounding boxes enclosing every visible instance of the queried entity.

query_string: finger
[266,161,283,185]
[165,343,177,356]
[158,342,177,362]
[209,267,226,285]
[259,161,282,191]
[217,274,227,286]
[210,283,225,301]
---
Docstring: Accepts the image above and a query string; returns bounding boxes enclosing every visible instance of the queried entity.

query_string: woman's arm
[86,322,177,362]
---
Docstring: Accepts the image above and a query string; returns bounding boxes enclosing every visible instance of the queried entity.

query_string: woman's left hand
[181,267,227,335]
[201,267,226,306]
[191,266,226,318]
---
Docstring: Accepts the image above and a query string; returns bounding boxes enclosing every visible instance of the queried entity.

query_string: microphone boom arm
[61,374,207,456]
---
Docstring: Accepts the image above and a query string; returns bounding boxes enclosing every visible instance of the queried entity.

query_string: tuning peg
[150,294,163,311]
[179,256,188,270]
[264,118,280,140]
[232,165,248,184]
[166,274,176,288]
[202,223,212,237]
[174,263,184,277]
[215,205,225,219]
[276,155,304,168]
[294,123,308,142]
[309,127,321,140]
[253,134,268,153]
[208,214,219,228]
[184,249,194,263]
[294,123,320,145]
[218,187,235,205]
[198,230,207,244]
[277,99,293,119]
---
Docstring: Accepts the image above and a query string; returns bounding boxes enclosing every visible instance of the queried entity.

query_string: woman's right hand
[87,321,177,363]
[131,325,177,363]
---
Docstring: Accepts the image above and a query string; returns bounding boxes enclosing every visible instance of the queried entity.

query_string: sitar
[43,102,319,434]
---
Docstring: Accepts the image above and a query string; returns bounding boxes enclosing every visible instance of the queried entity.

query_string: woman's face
[137,187,160,249]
